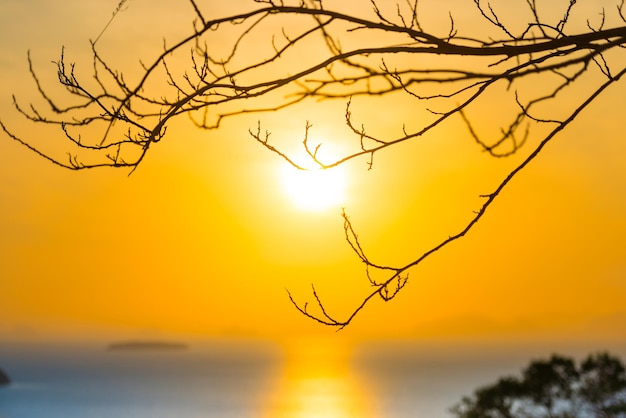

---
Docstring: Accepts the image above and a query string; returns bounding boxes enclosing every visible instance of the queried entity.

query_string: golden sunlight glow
[2,0,626,345]
[265,339,375,418]
[279,163,348,212]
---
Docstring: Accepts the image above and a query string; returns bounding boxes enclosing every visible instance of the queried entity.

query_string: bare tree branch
[3,0,626,327]
[289,65,626,329]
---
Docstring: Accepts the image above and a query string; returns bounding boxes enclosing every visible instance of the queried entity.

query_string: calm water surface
[1,339,624,418]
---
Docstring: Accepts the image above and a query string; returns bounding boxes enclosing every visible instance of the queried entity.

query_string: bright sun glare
[279,163,347,212]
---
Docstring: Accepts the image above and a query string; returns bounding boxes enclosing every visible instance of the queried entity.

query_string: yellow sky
[0,0,625,343]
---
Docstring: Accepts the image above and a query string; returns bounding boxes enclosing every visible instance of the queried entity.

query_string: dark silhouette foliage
[452,352,626,418]
[0,367,10,386]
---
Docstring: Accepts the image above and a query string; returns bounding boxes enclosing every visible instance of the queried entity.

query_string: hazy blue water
[1,339,625,418]
[0,341,280,418]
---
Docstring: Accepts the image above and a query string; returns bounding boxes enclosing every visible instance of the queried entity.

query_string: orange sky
[0,0,625,343]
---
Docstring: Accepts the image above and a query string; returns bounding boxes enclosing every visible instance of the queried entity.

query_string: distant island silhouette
[107,341,189,351]
[0,367,10,385]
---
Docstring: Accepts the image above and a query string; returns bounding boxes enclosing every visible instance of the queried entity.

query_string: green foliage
[451,352,626,418]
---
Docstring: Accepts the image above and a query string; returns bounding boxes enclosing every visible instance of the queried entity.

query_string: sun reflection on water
[265,338,376,418]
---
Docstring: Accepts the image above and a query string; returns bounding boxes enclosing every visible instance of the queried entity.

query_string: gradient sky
[0,0,625,343]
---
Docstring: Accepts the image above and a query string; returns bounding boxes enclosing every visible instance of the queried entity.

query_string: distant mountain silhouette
[107,341,188,351]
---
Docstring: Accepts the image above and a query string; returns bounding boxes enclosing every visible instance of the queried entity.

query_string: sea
[1,338,625,418]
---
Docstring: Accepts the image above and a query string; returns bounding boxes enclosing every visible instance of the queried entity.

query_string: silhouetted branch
[289,65,626,329]
[3,0,626,327]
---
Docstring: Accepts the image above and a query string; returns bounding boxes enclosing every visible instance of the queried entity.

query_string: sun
[279,163,348,212]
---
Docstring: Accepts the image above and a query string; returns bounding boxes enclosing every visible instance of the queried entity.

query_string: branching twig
[4,0,626,327]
